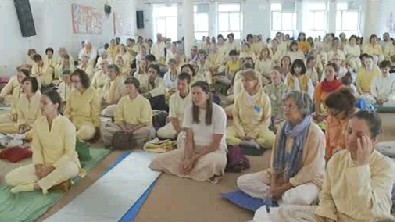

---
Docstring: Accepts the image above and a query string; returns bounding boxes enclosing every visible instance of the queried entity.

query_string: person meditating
[5,90,80,194]
[226,69,275,149]
[237,91,325,206]
[256,110,395,222]
[149,81,227,182]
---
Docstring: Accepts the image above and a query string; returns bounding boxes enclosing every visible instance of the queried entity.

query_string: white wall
[135,2,153,39]
[0,0,136,75]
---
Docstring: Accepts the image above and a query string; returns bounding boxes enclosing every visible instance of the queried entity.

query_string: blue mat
[221,191,278,212]
[101,151,158,222]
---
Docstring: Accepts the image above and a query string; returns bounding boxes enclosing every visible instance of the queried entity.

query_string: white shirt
[151,41,166,59]
[344,44,361,58]
[169,92,191,123]
[183,103,227,150]
[370,74,395,100]
[163,71,178,89]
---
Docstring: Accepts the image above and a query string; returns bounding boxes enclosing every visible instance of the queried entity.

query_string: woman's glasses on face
[282,105,297,110]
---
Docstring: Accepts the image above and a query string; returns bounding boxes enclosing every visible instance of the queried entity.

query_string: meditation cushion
[0,147,32,163]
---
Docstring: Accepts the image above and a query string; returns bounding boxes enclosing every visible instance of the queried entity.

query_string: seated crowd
[1,31,395,221]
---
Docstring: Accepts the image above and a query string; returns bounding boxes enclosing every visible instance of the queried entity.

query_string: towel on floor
[143,138,175,153]
[0,148,110,222]
[221,191,278,212]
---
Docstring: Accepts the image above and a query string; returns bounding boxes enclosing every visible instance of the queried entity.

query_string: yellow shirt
[91,70,109,91]
[31,63,53,85]
[232,90,271,136]
[32,115,80,168]
[169,92,191,123]
[77,64,95,79]
[315,150,395,222]
[226,60,241,77]
[356,67,380,93]
[103,76,125,104]
[64,87,100,128]
[114,94,152,126]
[17,92,41,126]
[363,44,383,56]
[0,76,19,97]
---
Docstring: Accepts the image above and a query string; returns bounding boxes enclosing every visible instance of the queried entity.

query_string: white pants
[5,158,79,193]
[253,205,325,222]
[237,170,320,206]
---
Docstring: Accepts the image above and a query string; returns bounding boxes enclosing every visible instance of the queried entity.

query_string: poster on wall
[113,12,133,36]
[71,3,103,34]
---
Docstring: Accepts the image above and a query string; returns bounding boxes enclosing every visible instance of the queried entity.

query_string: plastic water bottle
[265,186,272,213]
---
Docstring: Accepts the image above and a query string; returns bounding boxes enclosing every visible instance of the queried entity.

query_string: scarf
[287,75,309,92]
[321,78,342,92]
[273,115,312,181]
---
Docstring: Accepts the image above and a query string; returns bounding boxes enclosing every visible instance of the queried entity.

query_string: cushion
[76,140,91,162]
[0,147,32,163]
[221,191,278,212]
[375,141,395,158]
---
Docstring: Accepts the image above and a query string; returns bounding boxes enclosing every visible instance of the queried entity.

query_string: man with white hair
[78,40,97,62]
[151,33,166,60]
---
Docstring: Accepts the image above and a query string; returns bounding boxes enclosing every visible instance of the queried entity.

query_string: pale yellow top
[363,44,383,56]
[0,76,19,97]
[91,70,109,92]
[255,58,273,78]
[114,94,152,126]
[32,115,80,168]
[17,91,41,126]
[139,77,166,97]
[232,90,271,136]
[102,76,125,104]
[169,92,191,123]
[356,67,380,93]
[77,64,95,79]
[64,87,100,128]
[315,150,395,222]
[31,63,53,85]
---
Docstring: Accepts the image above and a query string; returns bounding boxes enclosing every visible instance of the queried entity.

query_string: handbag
[112,131,135,150]
[225,145,250,173]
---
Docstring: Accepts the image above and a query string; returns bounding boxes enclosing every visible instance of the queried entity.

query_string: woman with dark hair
[150,81,227,182]
[0,77,41,139]
[181,63,197,83]
[31,54,53,87]
[314,63,344,117]
[297,32,310,55]
[324,88,358,161]
[280,56,292,80]
[5,90,80,194]
[363,34,384,64]
[238,91,325,208]
[44,47,56,70]
[284,59,314,99]
[263,111,395,222]
[64,69,100,142]
[287,41,305,63]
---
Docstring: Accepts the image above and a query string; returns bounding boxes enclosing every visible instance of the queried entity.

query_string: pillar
[328,0,337,34]
[208,1,217,37]
[183,0,195,56]
[362,0,380,39]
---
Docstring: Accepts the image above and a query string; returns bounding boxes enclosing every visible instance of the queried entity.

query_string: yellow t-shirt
[114,94,152,126]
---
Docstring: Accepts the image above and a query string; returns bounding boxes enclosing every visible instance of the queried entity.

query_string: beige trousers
[76,123,96,141]
[100,121,153,148]
[0,113,15,124]
[253,205,326,222]
[237,170,319,205]
[226,126,275,149]
[5,158,79,193]
[149,135,227,182]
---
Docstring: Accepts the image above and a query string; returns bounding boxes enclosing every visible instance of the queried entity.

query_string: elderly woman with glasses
[237,91,325,207]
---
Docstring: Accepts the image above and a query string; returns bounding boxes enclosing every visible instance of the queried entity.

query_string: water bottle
[265,186,272,213]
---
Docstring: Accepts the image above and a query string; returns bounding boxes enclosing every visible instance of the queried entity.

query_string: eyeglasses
[282,105,297,110]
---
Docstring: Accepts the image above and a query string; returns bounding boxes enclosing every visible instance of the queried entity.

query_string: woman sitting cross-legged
[5,90,80,194]
[149,81,227,182]
[256,110,395,222]
[237,91,325,206]
[0,76,41,140]
[226,69,275,149]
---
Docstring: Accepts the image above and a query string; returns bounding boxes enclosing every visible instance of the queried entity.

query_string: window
[336,2,360,36]
[152,4,178,41]
[270,3,296,38]
[217,3,242,39]
[307,2,328,38]
[194,4,209,40]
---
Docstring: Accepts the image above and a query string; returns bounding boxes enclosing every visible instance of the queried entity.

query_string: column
[295,0,303,34]
[362,0,380,39]
[208,1,217,37]
[327,0,337,33]
[183,0,195,56]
